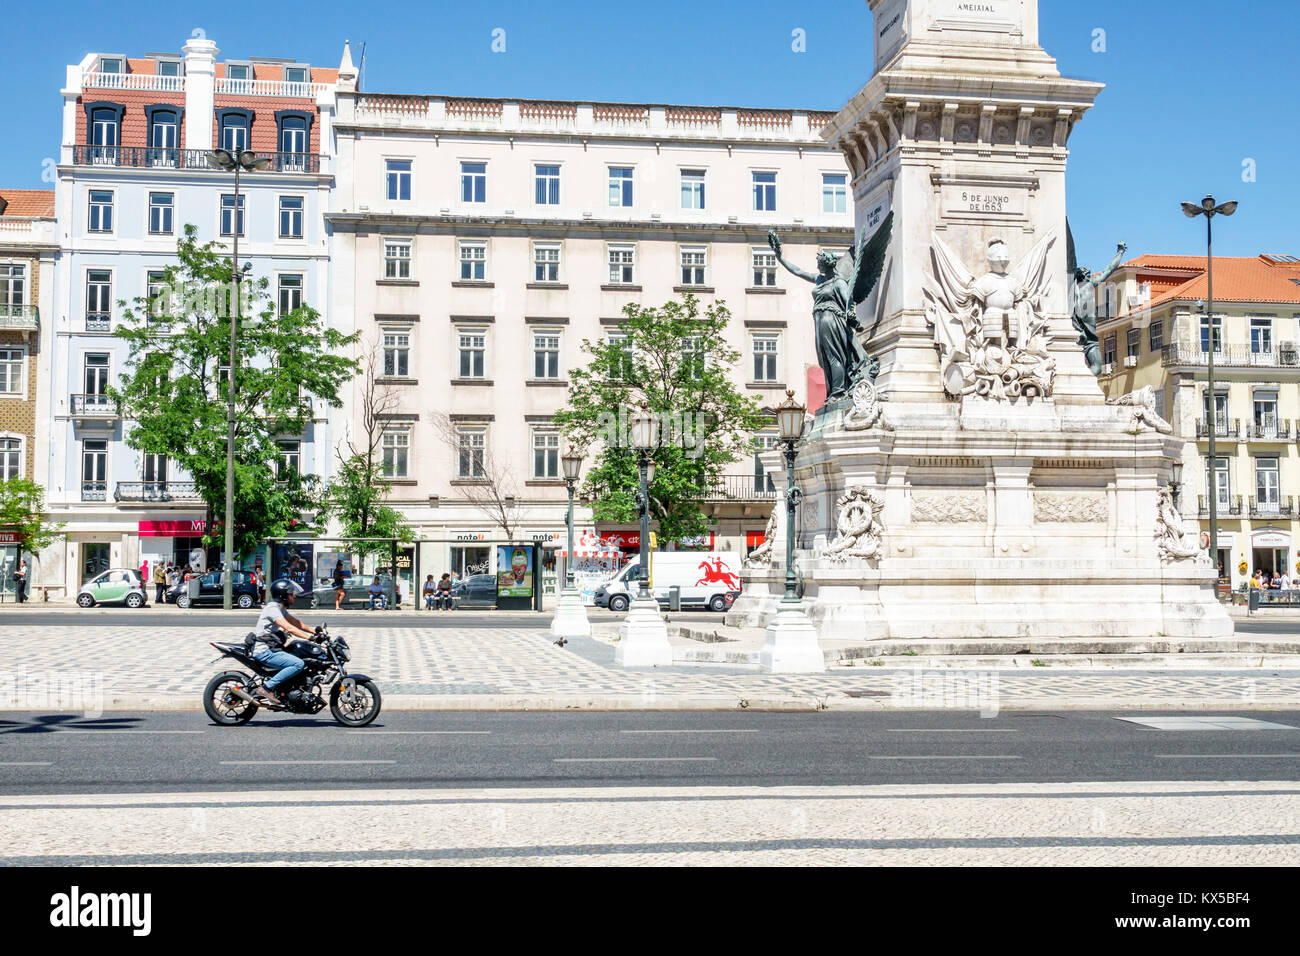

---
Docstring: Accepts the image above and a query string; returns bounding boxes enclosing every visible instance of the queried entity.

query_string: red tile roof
[0,189,55,218]
[1124,254,1300,308]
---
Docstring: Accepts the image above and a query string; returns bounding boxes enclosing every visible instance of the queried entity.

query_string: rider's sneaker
[254,687,281,704]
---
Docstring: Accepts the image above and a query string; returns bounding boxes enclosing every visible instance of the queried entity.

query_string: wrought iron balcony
[70,393,118,420]
[114,481,202,503]
[1247,419,1291,441]
[1249,495,1294,519]
[700,474,781,501]
[71,145,323,173]
[1195,418,1241,440]
[1161,343,1300,368]
[0,305,38,332]
[1198,494,1244,519]
[81,481,107,502]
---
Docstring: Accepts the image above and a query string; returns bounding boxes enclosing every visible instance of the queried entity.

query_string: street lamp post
[1182,195,1237,584]
[758,391,824,674]
[615,405,672,667]
[207,148,270,610]
[1170,460,1185,513]
[550,447,591,639]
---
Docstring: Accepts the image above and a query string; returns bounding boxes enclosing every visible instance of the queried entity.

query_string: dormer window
[99,57,123,75]
[145,105,181,166]
[156,59,181,77]
[216,108,253,154]
[225,63,252,94]
[284,66,309,84]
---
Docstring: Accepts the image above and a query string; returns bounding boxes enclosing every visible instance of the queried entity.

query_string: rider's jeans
[254,650,304,691]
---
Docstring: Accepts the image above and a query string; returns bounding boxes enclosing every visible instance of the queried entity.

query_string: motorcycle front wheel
[203,671,259,726]
[330,679,381,727]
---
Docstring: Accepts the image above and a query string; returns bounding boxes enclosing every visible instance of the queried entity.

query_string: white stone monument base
[615,596,672,667]
[759,601,826,673]
[549,588,591,639]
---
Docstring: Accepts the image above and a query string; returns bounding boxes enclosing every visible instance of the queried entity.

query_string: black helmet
[269,578,305,604]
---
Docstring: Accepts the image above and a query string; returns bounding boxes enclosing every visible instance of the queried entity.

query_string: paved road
[0,608,726,629]
[1,709,1298,795]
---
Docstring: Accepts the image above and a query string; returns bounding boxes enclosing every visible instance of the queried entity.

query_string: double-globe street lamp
[630,404,659,602]
[206,148,270,610]
[550,447,591,640]
[615,404,671,666]
[1181,194,1237,583]
[775,390,807,603]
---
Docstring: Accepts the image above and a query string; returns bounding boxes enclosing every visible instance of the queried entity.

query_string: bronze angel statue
[768,212,893,402]
[923,231,1058,401]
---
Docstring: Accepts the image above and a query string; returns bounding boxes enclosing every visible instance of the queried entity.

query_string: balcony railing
[71,145,323,173]
[1196,418,1242,440]
[0,305,38,331]
[114,481,202,503]
[70,393,118,418]
[1163,342,1300,368]
[1249,496,1294,519]
[1248,419,1292,440]
[82,71,185,93]
[215,77,329,99]
[85,313,111,332]
[701,474,781,501]
[81,481,107,502]
[1198,494,1245,519]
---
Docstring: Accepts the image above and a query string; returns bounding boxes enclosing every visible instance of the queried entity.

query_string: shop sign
[1252,529,1291,548]
[0,531,21,545]
[139,519,207,537]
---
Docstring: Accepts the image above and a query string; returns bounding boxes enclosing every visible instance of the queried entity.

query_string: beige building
[328,75,854,583]
[1096,252,1300,586]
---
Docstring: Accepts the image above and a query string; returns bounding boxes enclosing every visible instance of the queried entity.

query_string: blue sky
[2,0,1294,259]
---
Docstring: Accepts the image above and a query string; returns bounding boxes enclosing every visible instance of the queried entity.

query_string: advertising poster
[497,545,533,597]
[315,551,354,586]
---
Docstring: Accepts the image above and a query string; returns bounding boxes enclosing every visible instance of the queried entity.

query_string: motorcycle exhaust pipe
[228,685,259,705]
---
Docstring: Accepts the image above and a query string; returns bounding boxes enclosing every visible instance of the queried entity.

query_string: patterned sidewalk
[0,623,1297,710]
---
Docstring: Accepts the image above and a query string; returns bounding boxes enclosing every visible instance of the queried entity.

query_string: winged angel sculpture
[923,233,1058,400]
[768,213,893,402]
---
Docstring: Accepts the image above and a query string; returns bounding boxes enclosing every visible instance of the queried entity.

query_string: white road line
[868,755,1022,760]
[554,757,718,763]
[1154,754,1300,759]
[344,731,492,735]
[219,760,397,766]
[887,729,1017,733]
[619,730,759,735]
[53,730,204,734]
[0,762,53,767]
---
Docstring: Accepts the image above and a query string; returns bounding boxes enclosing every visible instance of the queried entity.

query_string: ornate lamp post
[206,148,270,610]
[758,391,824,674]
[615,404,672,666]
[1170,460,1184,513]
[1182,194,1237,583]
[550,447,591,639]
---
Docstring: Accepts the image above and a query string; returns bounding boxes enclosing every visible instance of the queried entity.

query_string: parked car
[450,574,497,608]
[309,573,398,609]
[76,568,148,608]
[169,570,262,609]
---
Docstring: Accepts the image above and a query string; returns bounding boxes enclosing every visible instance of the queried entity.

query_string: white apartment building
[328,75,855,586]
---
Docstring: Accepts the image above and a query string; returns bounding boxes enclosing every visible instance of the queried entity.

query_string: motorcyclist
[249,578,321,704]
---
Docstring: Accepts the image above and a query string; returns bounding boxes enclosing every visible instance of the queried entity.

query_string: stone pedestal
[759,601,825,673]
[616,597,672,667]
[550,588,591,639]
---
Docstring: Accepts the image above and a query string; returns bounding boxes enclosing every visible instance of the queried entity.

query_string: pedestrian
[1249,571,1261,589]
[367,576,385,610]
[333,560,346,610]
[153,561,168,604]
[1282,571,1294,592]
[422,574,436,610]
[436,572,453,610]
[13,558,27,603]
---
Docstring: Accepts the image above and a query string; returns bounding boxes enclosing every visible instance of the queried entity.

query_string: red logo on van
[695,558,740,590]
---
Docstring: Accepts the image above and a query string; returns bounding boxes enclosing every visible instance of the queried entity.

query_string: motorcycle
[203,625,382,727]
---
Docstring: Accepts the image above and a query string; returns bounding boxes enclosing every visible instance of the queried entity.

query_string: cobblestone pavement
[1,781,1296,865]
[0,624,1297,708]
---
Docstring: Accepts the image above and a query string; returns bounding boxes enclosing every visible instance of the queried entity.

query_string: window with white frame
[456,427,486,479]
[0,349,24,395]
[1256,457,1281,512]
[86,270,112,331]
[276,441,301,480]
[1204,388,1229,430]
[458,328,487,379]
[608,244,635,285]
[384,239,412,279]
[534,164,561,205]
[681,169,706,209]
[459,240,486,281]
[0,263,24,309]
[1254,390,1279,436]
[220,194,244,237]
[277,274,303,316]
[279,195,304,239]
[752,334,779,382]
[82,439,107,500]
[142,452,167,485]
[681,336,705,377]
[461,162,486,203]
[680,246,707,286]
[148,192,173,235]
[1200,314,1223,353]
[1251,317,1274,354]
[1206,456,1231,509]
[1126,328,1140,359]
[532,429,560,479]
[753,432,779,493]
[608,166,633,207]
[0,437,21,480]
[752,171,777,211]
[1149,319,1164,352]
[1102,334,1117,366]
[533,330,561,379]
[146,271,169,318]
[752,247,777,287]
[381,428,410,478]
[607,331,634,381]
[386,160,412,201]
[88,190,113,232]
[382,328,410,377]
[822,173,847,213]
[533,242,561,283]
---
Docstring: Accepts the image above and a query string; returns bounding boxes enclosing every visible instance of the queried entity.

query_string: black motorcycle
[203,626,381,727]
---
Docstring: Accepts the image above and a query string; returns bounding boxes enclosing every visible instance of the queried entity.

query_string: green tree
[553,294,767,542]
[0,478,63,554]
[110,225,358,561]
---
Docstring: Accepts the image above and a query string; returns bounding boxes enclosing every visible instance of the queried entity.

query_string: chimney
[183,35,219,151]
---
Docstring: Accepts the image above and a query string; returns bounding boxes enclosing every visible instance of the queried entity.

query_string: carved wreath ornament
[821,486,885,565]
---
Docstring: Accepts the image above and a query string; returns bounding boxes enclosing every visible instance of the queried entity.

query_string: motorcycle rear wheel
[203,671,259,726]
[330,679,381,727]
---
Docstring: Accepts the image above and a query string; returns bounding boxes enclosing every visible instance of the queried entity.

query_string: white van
[594,551,743,613]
